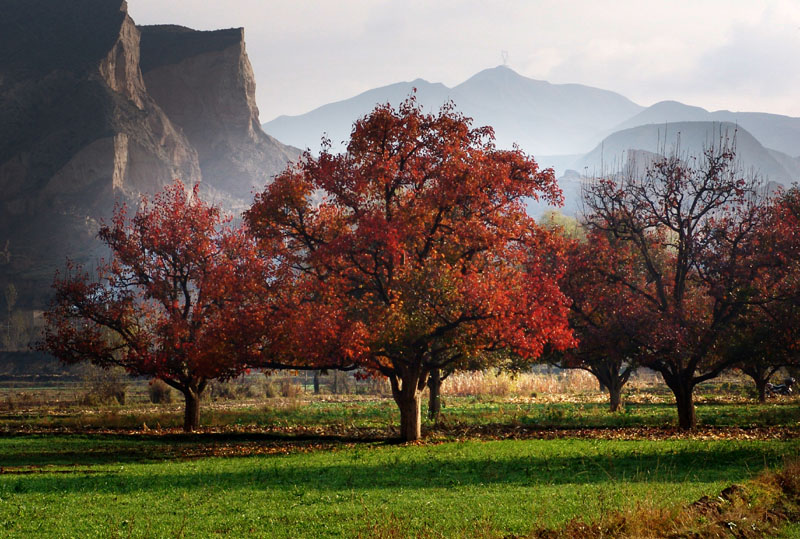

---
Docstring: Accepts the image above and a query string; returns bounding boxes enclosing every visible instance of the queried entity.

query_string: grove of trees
[41,101,800,436]
[580,145,793,428]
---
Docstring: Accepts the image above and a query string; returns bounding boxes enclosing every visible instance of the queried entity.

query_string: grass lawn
[1,435,798,537]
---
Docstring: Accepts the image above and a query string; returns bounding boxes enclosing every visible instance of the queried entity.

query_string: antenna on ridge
[501,50,509,66]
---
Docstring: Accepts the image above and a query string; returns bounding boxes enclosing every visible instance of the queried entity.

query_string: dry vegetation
[0,368,754,414]
[527,459,800,538]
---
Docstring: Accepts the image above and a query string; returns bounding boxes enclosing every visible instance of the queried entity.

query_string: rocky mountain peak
[0,1,298,308]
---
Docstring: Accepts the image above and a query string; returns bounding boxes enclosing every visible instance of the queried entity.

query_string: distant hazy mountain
[614,101,800,157]
[263,66,643,156]
[525,121,799,220]
[448,66,645,155]
[263,79,454,155]
[263,66,800,221]
[574,121,796,184]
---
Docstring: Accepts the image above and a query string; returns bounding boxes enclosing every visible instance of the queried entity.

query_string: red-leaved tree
[723,186,800,400]
[553,230,648,411]
[245,97,574,441]
[41,181,273,431]
[582,145,774,428]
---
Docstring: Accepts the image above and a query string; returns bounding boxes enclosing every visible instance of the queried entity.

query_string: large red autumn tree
[246,97,574,441]
[582,145,774,429]
[42,181,274,431]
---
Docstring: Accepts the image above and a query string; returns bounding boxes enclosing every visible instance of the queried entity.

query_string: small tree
[246,97,574,441]
[582,144,773,428]
[41,181,271,431]
[724,186,800,401]
[552,230,647,411]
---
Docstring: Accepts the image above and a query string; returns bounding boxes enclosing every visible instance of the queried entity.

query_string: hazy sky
[130,1,800,123]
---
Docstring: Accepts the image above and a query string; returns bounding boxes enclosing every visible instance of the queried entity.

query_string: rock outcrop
[139,25,298,206]
[0,0,299,308]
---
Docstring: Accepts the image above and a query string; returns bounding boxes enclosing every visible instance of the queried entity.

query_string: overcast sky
[130,0,800,123]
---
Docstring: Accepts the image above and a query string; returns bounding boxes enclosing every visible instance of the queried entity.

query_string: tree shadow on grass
[2,440,796,496]
[0,431,392,467]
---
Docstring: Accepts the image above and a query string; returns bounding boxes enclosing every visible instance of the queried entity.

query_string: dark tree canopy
[582,144,774,428]
[554,229,647,411]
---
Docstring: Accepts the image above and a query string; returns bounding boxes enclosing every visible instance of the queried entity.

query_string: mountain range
[264,65,644,156]
[263,66,800,217]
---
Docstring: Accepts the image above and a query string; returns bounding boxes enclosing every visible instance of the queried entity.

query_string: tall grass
[443,370,599,397]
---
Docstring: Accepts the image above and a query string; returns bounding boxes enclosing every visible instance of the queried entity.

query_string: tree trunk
[427,368,441,421]
[675,390,696,430]
[390,368,427,442]
[756,377,768,403]
[313,371,320,394]
[658,369,698,429]
[589,365,625,413]
[608,382,622,412]
[669,377,696,429]
[182,388,201,432]
[399,390,422,441]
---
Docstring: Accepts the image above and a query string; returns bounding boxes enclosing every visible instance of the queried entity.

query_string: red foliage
[41,181,274,431]
[582,146,776,428]
[555,229,649,410]
[246,97,574,440]
[723,186,800,398]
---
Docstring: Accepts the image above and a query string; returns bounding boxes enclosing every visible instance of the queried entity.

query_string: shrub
[148,379,173,404]
[207,380,238,401]
[280,379,303,398]
[264,379,279,398]
[79,365,127,405]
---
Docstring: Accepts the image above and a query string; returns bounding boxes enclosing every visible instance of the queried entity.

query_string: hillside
[263,66,643,156]
[263,79,453,154]
[526,122,797,220]
[614,101,800,157]
[139,25,299,206]
[574,121,795,183]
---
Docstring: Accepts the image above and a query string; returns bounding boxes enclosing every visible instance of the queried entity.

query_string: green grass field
[1,435,798,537]
[2,378,799,537]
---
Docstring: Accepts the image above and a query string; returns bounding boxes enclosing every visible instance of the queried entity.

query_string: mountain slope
[574,121,794,184]
[0,1,298,309]
[264,79,453,154]
[0,0,201,307]
[139,25,299,206]
[263,66,643,156]
[615,101,800,157]
[449,66,644,154]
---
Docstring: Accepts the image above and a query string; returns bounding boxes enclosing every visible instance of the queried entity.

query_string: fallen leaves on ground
[1,423,798,464]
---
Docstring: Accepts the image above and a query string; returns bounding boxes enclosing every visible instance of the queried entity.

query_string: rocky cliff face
[0,0,298,308]
[139,25,299,205]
